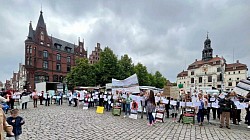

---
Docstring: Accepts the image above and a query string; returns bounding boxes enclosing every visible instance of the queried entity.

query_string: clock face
[202,65,208,72]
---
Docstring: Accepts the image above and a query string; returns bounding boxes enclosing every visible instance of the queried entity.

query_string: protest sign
[112,74,140,94]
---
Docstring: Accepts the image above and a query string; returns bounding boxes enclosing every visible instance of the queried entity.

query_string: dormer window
[40,31,44,41]
[233,67,236,70]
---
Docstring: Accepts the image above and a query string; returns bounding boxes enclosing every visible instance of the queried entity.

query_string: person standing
[140,91,148,119]
[72,91,78,107]
[196,93,205,126]
[124,93,132,118]
[146,90,156,126]
[44,91,50,106]
[21,89,29,110]
[38,91,44,105]
[67,90,72,106]
[219,94,236,129]
[32,90,38,108]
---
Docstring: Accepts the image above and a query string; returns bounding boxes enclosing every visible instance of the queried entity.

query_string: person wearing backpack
[146,90,156,126]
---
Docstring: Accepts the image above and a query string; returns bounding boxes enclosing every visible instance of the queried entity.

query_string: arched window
[40,31,44,41]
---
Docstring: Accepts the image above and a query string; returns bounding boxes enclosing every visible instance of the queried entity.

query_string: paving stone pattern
[7,102,250,140]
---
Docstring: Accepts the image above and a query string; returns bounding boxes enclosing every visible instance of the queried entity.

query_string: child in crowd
[6,109,25,140]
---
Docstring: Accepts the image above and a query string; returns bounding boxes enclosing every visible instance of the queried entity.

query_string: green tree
[134,63,150,86]
[97,47,119,86]
[148,73,156,87]
[154,71,167,88]
[118,54,135,80]
[66,58,96,87]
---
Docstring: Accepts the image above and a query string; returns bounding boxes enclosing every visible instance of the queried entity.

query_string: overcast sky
[0,0,249,83]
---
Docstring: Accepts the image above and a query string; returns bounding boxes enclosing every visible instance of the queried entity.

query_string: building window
[233,72,235,74]
[191,78,194,83]
[53,75,58,82]
[47,43,50,47]
[59,75,63,82]
[228,82,232,86]
[45,76,49,82]
[229,78,231,81]
[238,71,240,74]
[43,50,48,58]
[67,56,71,63]
[228,72,230,75]
[236,81,239,85]
[43,61,48,69]
[191,71,194,75]
[67,65,71,72]
[237,78,239,81]
[40,31,44,41]
[199,77,202,83]
[56,54,61,61]
[217,67,221,72]
[40,41,44,45]
[208,76,212,82]
[27,57,32,66]
[233,67,236,70]
[26,45,32,54]
[56,63,61,71]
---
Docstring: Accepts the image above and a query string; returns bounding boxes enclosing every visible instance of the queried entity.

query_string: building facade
[177,35,248,91]
[25,11,87,90]
[89,43,102,64]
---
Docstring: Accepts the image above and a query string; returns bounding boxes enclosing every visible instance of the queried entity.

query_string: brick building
[89,43,102,64]
[25,11,87,90]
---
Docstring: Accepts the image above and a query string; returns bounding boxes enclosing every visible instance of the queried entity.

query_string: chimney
[195,59,197,62]
[236,60,239,63]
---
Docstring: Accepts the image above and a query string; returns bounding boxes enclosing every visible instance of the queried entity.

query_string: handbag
[33,95,38,99]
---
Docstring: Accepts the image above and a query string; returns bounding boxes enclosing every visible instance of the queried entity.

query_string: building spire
[207,31,209,39]
[27,21,34,40]
[36,10,46,29]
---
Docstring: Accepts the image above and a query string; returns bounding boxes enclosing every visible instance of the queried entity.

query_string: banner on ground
[112,74,140,94]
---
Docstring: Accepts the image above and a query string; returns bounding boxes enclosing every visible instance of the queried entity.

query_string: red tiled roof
[187,57,224,70]
[225,63,248,72]
[177,70,188,77]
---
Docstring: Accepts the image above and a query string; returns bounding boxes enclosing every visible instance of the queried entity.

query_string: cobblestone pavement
[7,101,250,140]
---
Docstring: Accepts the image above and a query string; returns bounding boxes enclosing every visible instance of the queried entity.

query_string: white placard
[194,102,201,107]
[212,102,219,108]
[155,113,163,118]
[210,97,216,102]
[170,100,177,105]
[21,96,30,103]
[162,99,169,104]
[155,97,160,103]
[180,102,185,107]
[186,102,193,107]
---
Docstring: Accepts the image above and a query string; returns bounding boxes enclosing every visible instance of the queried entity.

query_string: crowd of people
[64,89,250,128]
[0,88,250,139]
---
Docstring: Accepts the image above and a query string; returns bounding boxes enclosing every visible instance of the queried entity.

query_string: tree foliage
[66,47,167,88]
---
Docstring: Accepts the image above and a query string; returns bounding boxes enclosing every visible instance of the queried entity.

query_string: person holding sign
[218,94,236,129]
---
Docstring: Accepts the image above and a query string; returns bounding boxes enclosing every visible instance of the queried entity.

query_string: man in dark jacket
[219,95,236,129]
